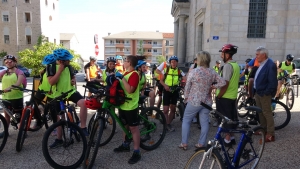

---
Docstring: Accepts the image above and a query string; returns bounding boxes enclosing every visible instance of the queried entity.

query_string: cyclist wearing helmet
[84,56,100,82]
[144,62,152,86]
[115,55,124,73]
[216,44,240,146]
[98,57,118,85]
[156,55,186,132]
[275,54,295,99]
[136,60,155,108]
[240,58,252,90]
[213,60,221,73]
[46,49,88,148]
[0,55,25,131]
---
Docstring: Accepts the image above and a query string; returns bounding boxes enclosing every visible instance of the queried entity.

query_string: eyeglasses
[5,60,13,64]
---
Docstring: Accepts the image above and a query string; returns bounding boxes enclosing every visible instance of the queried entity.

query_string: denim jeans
[181,103,210,145]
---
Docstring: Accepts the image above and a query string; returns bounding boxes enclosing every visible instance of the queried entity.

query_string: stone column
[177,15,186,64]
[173,21,179,58]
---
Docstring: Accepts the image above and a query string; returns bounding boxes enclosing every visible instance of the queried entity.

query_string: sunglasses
[5,60,13,64]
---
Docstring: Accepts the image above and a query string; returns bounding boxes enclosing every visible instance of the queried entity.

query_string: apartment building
[0,0,60,56]
[171,0,300,66]
[102,31,174,64]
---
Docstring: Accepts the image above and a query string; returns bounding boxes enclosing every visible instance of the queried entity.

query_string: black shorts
[216,98,238,129]
[34,89,46,105]
[2,98,23,111]
[162,89,179,106]
[118,108,139,126]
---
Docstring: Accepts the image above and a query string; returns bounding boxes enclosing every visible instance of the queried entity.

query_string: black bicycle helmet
[245,58,252,63]
[106,57,116,63]
[286,54,294,61]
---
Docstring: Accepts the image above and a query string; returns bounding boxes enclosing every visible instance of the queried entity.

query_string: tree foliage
[0,50,7,58]
[137,40,144,56]
[156,55,166,64]
[18,35,81,76]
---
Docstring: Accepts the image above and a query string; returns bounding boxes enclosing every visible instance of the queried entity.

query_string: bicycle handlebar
[11,85,49,95]
[83,85,132,100]
[200,102,248,125]
[48,89,75,104]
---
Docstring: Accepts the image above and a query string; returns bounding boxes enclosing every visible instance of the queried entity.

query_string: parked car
[96,60,106,71]
[17,65,30,77]
[0,66,7,73]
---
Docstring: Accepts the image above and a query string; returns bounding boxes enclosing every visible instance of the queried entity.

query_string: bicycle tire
[272,100,291,130]
[16,109,31,152]
[236,92,250,118]
[236,126,265,168]
[286,88,294,110]
[42,121,87,169]
[184,147,225,169]
[83,118,104,169]
[43,105,53,129]
[139,107,166,151]
[88,109,116,147]
[0,114,8,153]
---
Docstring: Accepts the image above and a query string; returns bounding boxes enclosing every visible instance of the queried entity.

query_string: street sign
[95,45,99,56]
[213,36,219,40]
[94,34,98,44]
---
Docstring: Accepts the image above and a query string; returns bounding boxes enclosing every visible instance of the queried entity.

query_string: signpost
[94,34,99,56]
[95,45,99,56]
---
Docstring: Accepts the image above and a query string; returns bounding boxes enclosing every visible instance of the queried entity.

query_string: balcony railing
[152,44,162,47]
[105,43,115,46]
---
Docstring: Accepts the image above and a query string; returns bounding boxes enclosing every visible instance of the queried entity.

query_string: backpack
[105,75,125,106]
[0,69,27,88]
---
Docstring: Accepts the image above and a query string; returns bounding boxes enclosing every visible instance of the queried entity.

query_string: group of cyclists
[0,44,296,166]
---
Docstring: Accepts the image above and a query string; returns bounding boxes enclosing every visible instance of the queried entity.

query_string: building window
[3,15,9,22]
[60,41,63,45]
[247,0,268,38]
[126,41,129,43]
[25,0,30,3]
[110,40,114,44]
[153,41,157,45]
[166,40,169,46]
[2,0,8,3]
[147,41,152,44]
[4,35,9,44]
[147,49,151,52]
[53,3,55,10]
[153,49,157,53]
[26,35,31,44]
[25,12,31,22]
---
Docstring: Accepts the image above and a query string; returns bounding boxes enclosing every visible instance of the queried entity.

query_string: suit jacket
[254,58,278,97]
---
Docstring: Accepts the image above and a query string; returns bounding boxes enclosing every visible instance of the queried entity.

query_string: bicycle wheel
[16,109,30,152]
[236,126,265,169]
[43,105,53,129]
[236,92,250,117]
[272,100,291,130]
[139,107,166,150]
[285,88,294,110]
[185,147,225,169]
[88,109,116,147]
[42,121,87,169]
[83,118,104,169]
[0,114,8,153]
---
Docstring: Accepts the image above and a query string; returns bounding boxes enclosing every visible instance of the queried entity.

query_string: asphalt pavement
[0,77,300,169]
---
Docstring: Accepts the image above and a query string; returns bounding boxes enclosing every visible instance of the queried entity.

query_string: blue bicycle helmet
[135,60,146,69]
[53,49,73,60]
[169,55,178,63]
[42,54,57,65]
[115,55,123,60]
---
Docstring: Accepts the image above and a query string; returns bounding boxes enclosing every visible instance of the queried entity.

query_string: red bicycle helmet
[85,97,102,110]
[219,44,238,55]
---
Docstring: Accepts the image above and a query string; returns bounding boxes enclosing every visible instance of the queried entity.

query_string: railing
[104,44,115,46]
[152,44,162,47]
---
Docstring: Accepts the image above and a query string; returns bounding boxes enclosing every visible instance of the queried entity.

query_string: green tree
[156,55,166,64]
[137,40,144,55]
[0,50,7,58]
[18,35,80,76]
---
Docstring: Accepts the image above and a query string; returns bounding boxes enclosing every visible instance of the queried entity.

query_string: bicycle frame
[0,99,19,128]
[102,101,156,140]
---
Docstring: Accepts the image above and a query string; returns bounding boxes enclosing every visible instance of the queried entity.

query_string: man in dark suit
[253,46,277,142]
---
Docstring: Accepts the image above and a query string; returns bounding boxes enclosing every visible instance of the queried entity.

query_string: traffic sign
[94,34,98,44]
[213,36,219,40]
[95,45,99,56]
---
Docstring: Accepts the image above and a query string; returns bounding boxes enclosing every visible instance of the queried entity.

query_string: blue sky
[59,0,174,60]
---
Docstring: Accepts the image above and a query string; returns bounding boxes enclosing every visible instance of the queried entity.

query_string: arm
[5,72,25,91]
[265,62,278,96]
[121,72,138,94]
[184,70,193,100]
[86,68,91,81]
[47,62,64,86]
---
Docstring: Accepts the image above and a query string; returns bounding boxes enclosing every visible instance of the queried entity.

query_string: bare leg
[77,99,87,128]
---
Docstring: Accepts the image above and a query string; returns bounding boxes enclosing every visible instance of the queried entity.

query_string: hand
[164,85,170,92]
[115,72,123,79]
[71,79,76,85]
[4,87,11,93]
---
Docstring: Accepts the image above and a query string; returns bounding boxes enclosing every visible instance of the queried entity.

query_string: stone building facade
[171,0,300,66]
[0,0,59,57]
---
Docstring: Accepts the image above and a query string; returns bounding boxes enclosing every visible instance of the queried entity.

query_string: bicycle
[236,93,291,130]
[185,102,265,169]
[0,92,8,153]
[82,84,166,169]
[41,89,87,169]
[11,85,55,152]
[278,74,295,110]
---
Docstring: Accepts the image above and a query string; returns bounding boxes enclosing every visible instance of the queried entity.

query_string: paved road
[0,79,300,168]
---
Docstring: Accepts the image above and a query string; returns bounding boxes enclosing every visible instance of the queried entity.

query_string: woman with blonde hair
[179,51,226,150]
